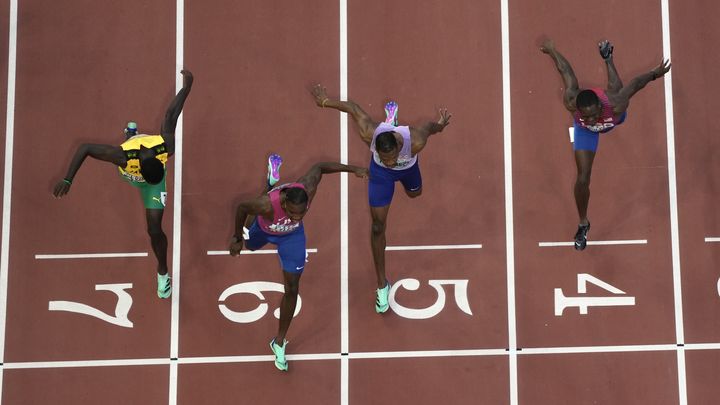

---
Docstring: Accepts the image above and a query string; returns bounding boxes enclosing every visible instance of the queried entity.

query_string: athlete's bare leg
[370,205,390,288]
[573,150,595,225]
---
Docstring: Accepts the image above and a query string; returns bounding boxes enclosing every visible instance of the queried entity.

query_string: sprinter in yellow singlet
[52,70,193,299]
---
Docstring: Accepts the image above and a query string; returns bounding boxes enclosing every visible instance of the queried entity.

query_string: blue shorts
[245,219,307,274]
[368,158,422,207]
[573,112,627,152]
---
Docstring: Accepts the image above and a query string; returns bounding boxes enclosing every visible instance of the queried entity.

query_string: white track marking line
[0,0,18,373]
[206,248,318,256]
[339,0,349,404]
[169,0,184,404]
[385,244,482,251]
[538,240,647,247]
[500,0,517,403]
[659,0,686,403]
[34,252,148,259]
[703,237,720,243]
[6,342,717,370]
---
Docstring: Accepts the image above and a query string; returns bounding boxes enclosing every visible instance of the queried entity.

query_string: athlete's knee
[284,279,300,296]
[371,219,386,236]
[575,175,591,189]
[147,222,165,237]
[405,188,422,198]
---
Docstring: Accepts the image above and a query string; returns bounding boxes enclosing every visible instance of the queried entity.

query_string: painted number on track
[555,274,635,316]
[49,283,134,328]
[218,281,302,323]
[389,279,472,319]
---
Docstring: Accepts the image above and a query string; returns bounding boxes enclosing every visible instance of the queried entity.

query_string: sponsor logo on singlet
[580,117,615,132]
[121,171,146,183]
[268,218,300,233]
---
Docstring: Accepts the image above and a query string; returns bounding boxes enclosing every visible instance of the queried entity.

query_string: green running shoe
[375,281,390,313]
[270,338,288,371]
[157,273,172,299]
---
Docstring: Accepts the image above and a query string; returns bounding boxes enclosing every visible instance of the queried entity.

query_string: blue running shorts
[573,111,627,152]
[245,219,307,274]
[368,158,422,207]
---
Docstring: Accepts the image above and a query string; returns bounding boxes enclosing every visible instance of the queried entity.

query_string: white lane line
[539,240,647,247]
[4,358,171,369]
[385,244,482,251]
[0,0,18,368]
[499,0,517,402]
[34,252,149,259]
[3,342,719,369]
[704,237,720,243]
[519,344,678,355]
[683,343,720,351]
[659,0,686,403]
[348,348,507,359]
[169,0,185,404]
[178,352,340,364]
[339,1,350,405]
[206,248,318,256]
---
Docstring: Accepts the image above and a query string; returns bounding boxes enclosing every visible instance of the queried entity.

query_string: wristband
[321,98,329,108]
[63,178,72,185]
[651,72,657,81]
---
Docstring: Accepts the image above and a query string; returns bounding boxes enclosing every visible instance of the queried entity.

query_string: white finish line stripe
[704,237,720,243]
[35,252,149,260]
[206,249,318,256]
[539,240,647,247]
[6,342,718,370]
[386,244,482,251]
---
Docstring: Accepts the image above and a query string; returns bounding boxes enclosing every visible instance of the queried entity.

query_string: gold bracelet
[321,98,329,108]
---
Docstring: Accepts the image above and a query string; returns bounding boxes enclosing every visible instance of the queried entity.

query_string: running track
[0,0,719,404]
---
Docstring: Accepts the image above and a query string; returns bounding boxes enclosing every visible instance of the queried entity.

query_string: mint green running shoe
[375,281,390,313]
[270,338,289,371]
[267,154,283,187]
[157,273,172,299]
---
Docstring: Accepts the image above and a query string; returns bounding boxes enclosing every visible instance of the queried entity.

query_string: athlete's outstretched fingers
[311,84,328,106]
[540,38,554,54]
[52,180,70,198]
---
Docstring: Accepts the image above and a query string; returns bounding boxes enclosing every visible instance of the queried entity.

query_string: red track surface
[1,1,719,404]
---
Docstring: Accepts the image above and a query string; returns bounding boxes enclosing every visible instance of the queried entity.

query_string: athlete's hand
[229,236,244,257]
[181,69,193,89]
[540,39,555,54]
[651,59,671,80]
[53,180,71,198]
[437,108,452,130]
[353,167,369,179]
[311,84,330,107]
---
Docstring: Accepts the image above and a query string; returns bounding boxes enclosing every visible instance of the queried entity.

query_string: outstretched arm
[540,39,580,112]
[311,84,377,146]
[161,70,194,156]
[410,108,452,155]
[613,59,671,113]
[297,162,369,200]
[53,143,125,198]
[229,196,272,256]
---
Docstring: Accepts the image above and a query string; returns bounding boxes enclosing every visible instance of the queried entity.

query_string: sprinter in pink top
[229,159,368,371]
[541,39,670,250]
[311,84,451,314]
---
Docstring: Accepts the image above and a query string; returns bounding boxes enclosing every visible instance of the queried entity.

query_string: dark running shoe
[598,40,613,60]
[574,222,591,251]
